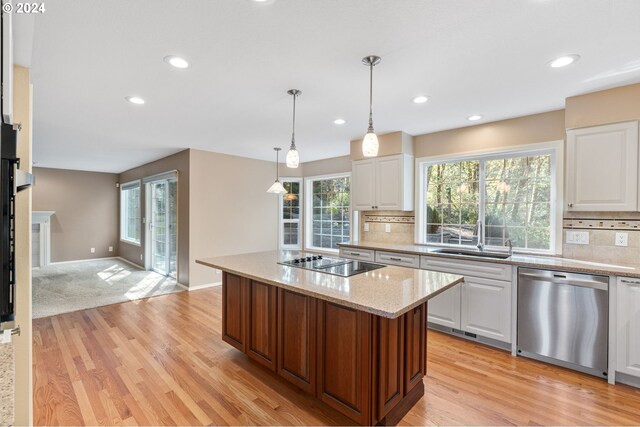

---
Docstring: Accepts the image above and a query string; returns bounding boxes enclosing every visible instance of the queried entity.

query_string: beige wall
[350,131,413,161]
[414,110,566,158]
[189,149,280,286]
[119,149,190,286]
[565,83,640,129]
[302,155,351,177]
[32,168,119,262]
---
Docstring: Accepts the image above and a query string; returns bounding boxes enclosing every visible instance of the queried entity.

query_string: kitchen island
[196,250,464,426]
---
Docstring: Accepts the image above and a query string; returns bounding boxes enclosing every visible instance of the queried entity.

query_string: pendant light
[286,89,301,168]
[266,147,288,194]
[362,55,381,157]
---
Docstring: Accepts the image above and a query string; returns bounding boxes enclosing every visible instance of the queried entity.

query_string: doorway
[145,176,178,278]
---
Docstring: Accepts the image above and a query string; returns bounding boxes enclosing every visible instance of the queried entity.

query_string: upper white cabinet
[352,154,414,211]
[566,121,639,211]
[617,277,640,378]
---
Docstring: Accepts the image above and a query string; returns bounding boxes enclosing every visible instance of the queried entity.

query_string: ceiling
[21,0,640,173]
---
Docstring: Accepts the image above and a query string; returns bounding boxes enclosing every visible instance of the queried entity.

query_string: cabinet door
[277,289,317,394]
[404,303,426,395]
[460,277,511,343]
[246,280,277,370]
[375,155,403,210]
[317,301,372,425]
[426,284,461,329]
[352,159,377,210]
[222,272,246,351]
[375,316,404,420]
[617,278,640,377]
[566,121,639,211]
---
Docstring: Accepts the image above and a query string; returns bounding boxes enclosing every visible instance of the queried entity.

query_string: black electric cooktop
[278,254,385,277]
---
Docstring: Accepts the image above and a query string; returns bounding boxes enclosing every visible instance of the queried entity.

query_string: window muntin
[120,181,141,244]
[424,152,554,252]
[306,174,350,252]
[281,179,301,249]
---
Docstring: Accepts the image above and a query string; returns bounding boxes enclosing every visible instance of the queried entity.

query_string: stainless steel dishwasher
[517,268,609,378]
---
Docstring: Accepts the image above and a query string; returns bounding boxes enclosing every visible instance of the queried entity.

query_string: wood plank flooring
[34,287,640,426]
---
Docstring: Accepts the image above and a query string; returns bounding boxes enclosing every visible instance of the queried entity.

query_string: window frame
[415,141,564,255]
[279,177,303,250]
[120,179,142,246]
[304,172,352,254]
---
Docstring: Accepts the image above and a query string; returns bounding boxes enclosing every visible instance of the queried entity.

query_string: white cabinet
[375,250,420,268]
[427,285,461,329]
[338,247,375,262]
[566,121,639,211]
[352,154,413,211]
[616,277,640,378]
[460,276,511,342]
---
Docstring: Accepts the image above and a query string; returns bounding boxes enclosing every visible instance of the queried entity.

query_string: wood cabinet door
[222,272,246,351]
[617,278,640,377]
[246,280,277,370]
[277,289,317,394]
[426,284,461,329]
[375,316,404,420]
[352,158,377,210]
[375,155,403,210]
[404,303,426,395]
[460,277,511,343]
[566,121,639,211]
[317,301,372,425]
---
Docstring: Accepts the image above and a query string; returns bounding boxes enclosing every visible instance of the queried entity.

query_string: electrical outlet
[615,232,629,247]
[364,223,370,232]
[566,231,589,245]
[108,246,113,252]
[385,223,391,233]
[90,247,96,253]
[140,254,143,261]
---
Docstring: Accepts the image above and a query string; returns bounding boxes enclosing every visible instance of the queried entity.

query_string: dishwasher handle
[518,272,608,291]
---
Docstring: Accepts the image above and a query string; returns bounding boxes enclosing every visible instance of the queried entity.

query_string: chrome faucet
[476,220,484,252]
[505,239,513,256]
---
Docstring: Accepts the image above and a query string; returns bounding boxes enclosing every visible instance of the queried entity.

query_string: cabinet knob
[568,203,573,208]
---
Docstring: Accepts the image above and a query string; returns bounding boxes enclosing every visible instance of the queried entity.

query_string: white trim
[120,179,141,190]
[120,179,142,244]
[120,238,141,247]
[187,281,221,291]
[142,169,178,184]
[415,140,564,255]
[304,172,352,254]
[279,177,303,250]
[176,282,189,291]
[116,256,145,269]
[49,256,142,267]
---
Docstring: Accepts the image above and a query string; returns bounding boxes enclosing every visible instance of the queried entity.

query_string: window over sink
[304,173,351,252]
[417,143,563,254]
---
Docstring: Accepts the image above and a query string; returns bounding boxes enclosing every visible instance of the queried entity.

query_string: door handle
[389,257,403,262]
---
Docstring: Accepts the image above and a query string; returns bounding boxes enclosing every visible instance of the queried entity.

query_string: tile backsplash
[359,210,415,244]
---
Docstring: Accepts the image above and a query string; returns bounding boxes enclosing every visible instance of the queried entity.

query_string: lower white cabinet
[375,250,420,268]
[427,285,461,329]
[460,276,511,342]
[338,247,375,262]
[617,277,640,377]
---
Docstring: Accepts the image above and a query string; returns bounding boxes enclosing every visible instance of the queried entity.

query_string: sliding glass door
[148,178,177,278]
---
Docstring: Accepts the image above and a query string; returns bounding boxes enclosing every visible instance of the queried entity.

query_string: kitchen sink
[432,248,511,259]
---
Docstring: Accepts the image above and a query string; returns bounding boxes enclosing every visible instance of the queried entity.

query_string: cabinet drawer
[420,255,513,281]
[339,247,375,262]
[375,251,419,268]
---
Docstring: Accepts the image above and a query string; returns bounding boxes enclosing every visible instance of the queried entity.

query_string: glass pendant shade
[286,147,299,168]
[362,132,379,157]
[267,180,287,194]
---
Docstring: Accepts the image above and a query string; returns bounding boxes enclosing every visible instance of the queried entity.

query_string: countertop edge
[196,259,464,318]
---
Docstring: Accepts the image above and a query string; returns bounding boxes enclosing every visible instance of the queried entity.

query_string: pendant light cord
[275,149,280,181]
[368,62,374,133]
[291,93,297,148]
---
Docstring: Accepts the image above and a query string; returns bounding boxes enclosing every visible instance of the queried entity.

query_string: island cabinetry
[277,289,317,394]
[246,280,277,370]
[222,272,246,351]
[374,316,404,420]
[404,303,427,394]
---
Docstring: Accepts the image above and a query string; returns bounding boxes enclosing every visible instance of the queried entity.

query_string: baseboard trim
[115,257,144,269]
[49,256,122,266]
[187,282,221,291]
[176,283,189,291]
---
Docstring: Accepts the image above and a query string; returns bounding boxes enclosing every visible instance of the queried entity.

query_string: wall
[32,167,119,262]
[414,110,565,158]
[565,83,640,129]
[302,155,351,177]
[350,131,413,161]
[119,149,190,286]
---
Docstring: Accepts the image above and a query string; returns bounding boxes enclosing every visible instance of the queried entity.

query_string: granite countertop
[196,250,464,319]
[339,241,640,278]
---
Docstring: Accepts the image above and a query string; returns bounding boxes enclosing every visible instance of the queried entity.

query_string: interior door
[149,178,177,278]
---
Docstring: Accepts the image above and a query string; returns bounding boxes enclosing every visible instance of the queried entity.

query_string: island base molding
[221,272,429,426]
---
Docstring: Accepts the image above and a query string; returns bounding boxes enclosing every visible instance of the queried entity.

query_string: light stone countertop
[339,241,640,278]
[196,250,464,319]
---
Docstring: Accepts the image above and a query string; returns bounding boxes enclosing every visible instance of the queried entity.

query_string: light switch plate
[385,223,391,233]
[566,230,589,245]
[615,232,629,247]
[364,223,370,232]
[90,247,96,253]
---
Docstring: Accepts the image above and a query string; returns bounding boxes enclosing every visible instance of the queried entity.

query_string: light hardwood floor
[34,287,640,426]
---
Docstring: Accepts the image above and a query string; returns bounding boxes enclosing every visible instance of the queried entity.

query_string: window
[419,144,561,254]
[305,174,351,252]
[280,179,302,249]
[120,181,141,244]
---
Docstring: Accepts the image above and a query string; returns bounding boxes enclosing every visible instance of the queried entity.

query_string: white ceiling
[24,0,640,173]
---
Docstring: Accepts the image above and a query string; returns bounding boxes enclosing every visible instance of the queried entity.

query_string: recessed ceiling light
[125,96,145,105]
[412,95,430,104]
[334,118,346,125]
[549,54,581,68]
[467,115,483,121]
[163,55,189,69]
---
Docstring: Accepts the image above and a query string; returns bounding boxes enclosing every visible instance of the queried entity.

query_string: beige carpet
[32,258,183,318]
